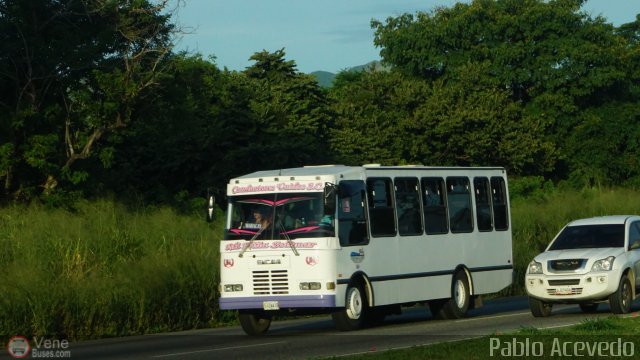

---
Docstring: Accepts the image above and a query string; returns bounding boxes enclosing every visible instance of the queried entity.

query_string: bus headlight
[223,284,243,292]
[528,260,543,274]
[300,282,321,290]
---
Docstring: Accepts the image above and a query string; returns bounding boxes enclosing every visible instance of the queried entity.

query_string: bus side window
[446,177,473,233]
[491,177,509,231]
[473,177,493,232]
[395,177,423,236]
[338,180,369,246]
[421,177,448,234]
[367,178,396,237]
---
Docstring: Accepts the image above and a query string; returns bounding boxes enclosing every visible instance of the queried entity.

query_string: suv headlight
[591,256,615,272]
[528,260,543,274]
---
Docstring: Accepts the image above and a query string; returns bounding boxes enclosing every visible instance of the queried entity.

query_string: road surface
[3,296,638,359]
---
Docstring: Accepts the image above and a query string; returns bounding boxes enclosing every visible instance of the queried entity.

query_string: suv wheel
[609,274,632,314]
[529,296,552,317]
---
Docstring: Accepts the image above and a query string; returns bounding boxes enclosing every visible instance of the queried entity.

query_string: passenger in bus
[283,204,308,229]
[253,207,272,231]
[425,186,440,206]
[318,214,334,227]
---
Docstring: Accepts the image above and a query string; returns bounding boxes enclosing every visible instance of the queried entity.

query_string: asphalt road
[3,296,639,360]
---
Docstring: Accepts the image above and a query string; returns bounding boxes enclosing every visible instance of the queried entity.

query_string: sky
[169,0,640,74]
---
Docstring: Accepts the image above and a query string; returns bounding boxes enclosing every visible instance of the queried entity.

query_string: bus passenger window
[491,177,509,231]
[367,178,396,237]
[446,177,473,233]
[421,177,448,234]
[474,177,493,232]
[395,177,423,236]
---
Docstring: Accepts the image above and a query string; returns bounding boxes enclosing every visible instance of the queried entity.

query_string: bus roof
[230,165,506,182]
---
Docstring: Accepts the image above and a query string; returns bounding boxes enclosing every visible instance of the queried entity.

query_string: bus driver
[253,207,272,231]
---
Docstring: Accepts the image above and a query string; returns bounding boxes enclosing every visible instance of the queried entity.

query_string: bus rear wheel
[440,271,471,319]
[239,311,272,336]
[332,282,369,331]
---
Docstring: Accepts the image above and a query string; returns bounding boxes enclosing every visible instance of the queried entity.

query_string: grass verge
[334,315,640,359]
[0,199,232,341]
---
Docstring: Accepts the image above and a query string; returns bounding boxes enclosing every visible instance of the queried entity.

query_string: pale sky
[170,0,640,74]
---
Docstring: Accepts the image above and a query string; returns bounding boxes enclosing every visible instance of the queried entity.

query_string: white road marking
[151,341,287,358]
[454,311,531,322]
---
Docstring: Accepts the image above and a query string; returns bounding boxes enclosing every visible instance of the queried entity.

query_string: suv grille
[252,270,289,295]
[549,259,585,271]
[548,279,580,286]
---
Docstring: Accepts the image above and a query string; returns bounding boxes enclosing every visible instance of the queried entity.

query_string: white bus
[216,165,513,335]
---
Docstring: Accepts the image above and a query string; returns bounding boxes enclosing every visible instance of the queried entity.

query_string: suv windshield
[548,224,625,250]
[226,192,334,240]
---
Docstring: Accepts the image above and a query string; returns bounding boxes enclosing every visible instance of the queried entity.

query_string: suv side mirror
[630,239,640,250]
[323,182,337,215]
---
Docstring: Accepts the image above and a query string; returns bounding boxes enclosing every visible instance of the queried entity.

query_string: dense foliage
[1,0,640,207]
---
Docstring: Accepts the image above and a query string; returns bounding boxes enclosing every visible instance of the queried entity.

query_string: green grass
[333,316,640,359]
[0,199,232,340]
[2,187,640,341]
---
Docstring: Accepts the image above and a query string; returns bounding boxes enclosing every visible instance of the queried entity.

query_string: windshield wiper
[277,219,299,256]
[238,227,265,258]
[238,221,300,257]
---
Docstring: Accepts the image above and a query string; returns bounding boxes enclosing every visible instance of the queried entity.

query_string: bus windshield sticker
[280,226,321,235]
[225,241,318,251]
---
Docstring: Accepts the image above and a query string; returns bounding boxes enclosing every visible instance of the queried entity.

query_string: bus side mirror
[323,182,337,215]
[207,190,215,223]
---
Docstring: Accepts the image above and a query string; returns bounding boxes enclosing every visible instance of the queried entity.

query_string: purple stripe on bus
[219,295,336,310]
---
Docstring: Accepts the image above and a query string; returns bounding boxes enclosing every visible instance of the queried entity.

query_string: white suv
[525,215,640,317]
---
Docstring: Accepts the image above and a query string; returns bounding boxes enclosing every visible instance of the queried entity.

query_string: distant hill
[310,61,386,88]
[310,71,336,88]
[347,60,387,73]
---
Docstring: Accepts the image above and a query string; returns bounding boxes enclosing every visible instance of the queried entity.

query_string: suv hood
[537,247,624,262]
[535,247,625,274]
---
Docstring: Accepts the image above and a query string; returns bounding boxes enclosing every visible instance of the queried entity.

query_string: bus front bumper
[219,294,336,310]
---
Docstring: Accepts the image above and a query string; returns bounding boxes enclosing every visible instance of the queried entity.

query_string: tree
[0,0,176,202]
[106,49,335,205]
[371,0,637,182]
[243,49,334,170]
[328,70,426,165]
[106,53,259,204]
[328,65,556,173]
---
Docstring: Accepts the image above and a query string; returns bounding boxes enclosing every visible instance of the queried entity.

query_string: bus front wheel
[332,282,369,331]
[239,310,272,336]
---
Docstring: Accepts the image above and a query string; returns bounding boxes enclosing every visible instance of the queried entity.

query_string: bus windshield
[226,192,335,240]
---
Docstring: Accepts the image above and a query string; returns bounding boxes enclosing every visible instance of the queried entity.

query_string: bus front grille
[252,270,289,295]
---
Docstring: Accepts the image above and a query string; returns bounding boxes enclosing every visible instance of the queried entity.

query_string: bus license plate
[263,301,279,310]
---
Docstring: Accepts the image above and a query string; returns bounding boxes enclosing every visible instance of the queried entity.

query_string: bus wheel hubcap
[455,280,466,308]
[346,288,363,320]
